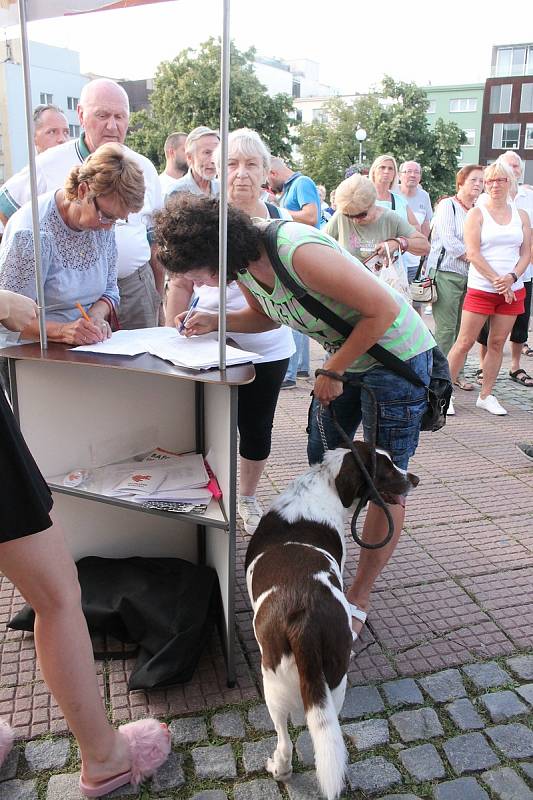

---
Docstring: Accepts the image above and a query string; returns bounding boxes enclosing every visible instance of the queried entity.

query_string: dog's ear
[335,451,365,507]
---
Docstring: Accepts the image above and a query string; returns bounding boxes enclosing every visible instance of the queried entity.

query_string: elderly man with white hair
[399,160,433,291]
[476,151,533,386]
[170,126,220,197]
[0,79,163,329]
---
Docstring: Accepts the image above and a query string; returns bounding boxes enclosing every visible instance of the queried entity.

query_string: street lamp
[355,128,367,168]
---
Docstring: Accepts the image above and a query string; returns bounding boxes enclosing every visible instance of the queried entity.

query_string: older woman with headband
[155,194,436,641]
[0,143,145,344]
[447,161,531,415]
[325,173,429,265]
[165,128,294,535]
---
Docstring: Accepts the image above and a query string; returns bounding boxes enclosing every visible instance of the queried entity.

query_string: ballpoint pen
[179,295,200,333]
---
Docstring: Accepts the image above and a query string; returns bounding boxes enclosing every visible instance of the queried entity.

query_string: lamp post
[355,128,367,169]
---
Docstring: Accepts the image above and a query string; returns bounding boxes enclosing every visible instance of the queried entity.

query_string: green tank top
[237,221,435,373]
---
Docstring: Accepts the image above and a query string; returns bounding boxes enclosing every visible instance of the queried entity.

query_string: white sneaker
[476,394,507,415]
[447,397,455,416]
[238,495,263,535]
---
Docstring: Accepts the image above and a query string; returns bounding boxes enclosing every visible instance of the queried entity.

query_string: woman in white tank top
[447,162,531,415]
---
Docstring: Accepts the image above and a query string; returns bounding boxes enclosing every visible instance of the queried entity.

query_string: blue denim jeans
[307,349,432,469]
[285,331,310,381]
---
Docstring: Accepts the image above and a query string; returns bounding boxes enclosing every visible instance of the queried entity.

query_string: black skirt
[0,388,53,542]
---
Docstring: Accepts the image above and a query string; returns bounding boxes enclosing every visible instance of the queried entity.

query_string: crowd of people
[0,76,532,797]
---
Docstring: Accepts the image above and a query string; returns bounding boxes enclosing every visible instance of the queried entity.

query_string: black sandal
[475,368,483,385]
[509,368,533,387]
[522,344,533,358]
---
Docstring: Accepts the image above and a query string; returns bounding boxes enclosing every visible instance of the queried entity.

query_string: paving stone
[212,710,245,739]
[191,743,237,779]
[520,762,533,781]
[506,656,533,680]
[247,704,275,732]
[398,743,445,781]
[377,796,423,800]
[346,756,402,794]
[479,690,529,722]
[46,772,132,799]
[242,736,277,774]
[419,669,467,703]
[486,724,533,758]
[342,718,389,750]
[516,683,533,706]
[434,777,489,800]
[446,698,485,730]
[285,771,323,800]
[1,780,38,800]
[340,685,384,719]
[443,732,500,775]
[295,730,314,766]
[389,707,444,742]
[463,662,513,689]
[151,751,185,791]
[234,778,282,800]
[381,678,423,708]
[0,747,19,781]
[169,716,207,744]
[189,792,228,800]
[25,738,70,772]
[481,766,533,799]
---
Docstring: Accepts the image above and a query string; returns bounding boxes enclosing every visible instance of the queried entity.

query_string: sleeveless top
[468,204,524,293]
[237,221,435,374]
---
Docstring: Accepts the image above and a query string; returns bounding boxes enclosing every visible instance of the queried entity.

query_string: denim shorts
[307,349,432,470]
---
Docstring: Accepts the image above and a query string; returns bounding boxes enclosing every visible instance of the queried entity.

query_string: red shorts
[463,287,526,316]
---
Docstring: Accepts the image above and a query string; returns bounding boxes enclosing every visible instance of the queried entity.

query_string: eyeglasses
[400,170,420,175]
[346,209,370,220]
[485,177,508,185]
[92,196,126,225]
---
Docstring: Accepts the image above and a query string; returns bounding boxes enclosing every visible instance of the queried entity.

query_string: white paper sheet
[72,327,260,370]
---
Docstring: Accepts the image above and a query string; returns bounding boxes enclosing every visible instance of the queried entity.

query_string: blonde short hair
[335,174,377,216]
[64,143,145,212]
[484,161,517,196]
[369,154,399,190]
[215,128,271,174]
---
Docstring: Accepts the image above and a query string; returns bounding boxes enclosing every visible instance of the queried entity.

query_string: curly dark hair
[154,193,262,281]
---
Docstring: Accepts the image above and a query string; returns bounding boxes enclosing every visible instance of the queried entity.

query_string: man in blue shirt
[267,158,322,386]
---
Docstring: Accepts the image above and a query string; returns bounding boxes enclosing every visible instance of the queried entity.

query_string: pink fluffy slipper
[0,719,14,766]
[79,718,171,798]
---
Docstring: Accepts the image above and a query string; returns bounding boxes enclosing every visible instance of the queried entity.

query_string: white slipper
[347,602,368,641]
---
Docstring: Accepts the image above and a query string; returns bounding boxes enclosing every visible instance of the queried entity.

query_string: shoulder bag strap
[265,202,281,219]
[262,221,426,388]
[390,193,396,210]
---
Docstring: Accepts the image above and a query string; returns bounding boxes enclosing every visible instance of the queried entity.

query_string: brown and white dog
[245,443,419,800]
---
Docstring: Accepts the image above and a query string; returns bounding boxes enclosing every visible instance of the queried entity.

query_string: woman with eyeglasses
[325,173,428,265]
[0,143,145,345]
[447,161,531,415]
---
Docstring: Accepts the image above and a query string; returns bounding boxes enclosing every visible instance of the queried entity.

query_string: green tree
[298,77,466,201]
[126,38,294,171]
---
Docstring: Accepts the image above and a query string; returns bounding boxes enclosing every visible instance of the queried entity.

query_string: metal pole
[17,0,47,351]
[359,141,362,167]
[218,0,230,371]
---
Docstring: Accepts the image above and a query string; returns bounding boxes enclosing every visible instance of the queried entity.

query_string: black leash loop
[314,369,395,550]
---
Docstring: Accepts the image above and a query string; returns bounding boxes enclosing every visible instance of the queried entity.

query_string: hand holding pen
[177,296,200,334]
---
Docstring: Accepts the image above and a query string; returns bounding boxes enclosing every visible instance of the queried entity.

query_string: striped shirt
[426,197,468,277]
[238,221,435,374]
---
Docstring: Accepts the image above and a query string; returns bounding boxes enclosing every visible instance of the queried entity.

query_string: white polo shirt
[0,135,162,280]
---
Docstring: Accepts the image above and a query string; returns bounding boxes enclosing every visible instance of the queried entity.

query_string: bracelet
[315,368,348,383]
[509,272,518,283]
[398,236,408,253]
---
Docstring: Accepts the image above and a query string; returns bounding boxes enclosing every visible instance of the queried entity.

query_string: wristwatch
[509,272,518,283]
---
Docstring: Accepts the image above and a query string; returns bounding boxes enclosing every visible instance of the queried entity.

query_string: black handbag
[263,221,452,432]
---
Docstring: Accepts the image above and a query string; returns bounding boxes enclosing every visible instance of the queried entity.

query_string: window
[525,124,533,150]
[67,96,79,111]
[295,109,303,123]
[292,80,300,99]
[69,124,80,138]
[520,83,533,113]
[0,133,3,154]
[492,122,521,149]
[312,108,327,123]
[463,129,476,147]
[427,100,436,114]
[489,84,512,113]
[449,97,477,113]
[39,92,53,105]
[495,45,533,77]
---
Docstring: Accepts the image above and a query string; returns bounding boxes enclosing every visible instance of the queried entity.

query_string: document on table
[72,327,261,370]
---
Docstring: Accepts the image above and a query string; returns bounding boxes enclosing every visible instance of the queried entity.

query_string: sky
[5,0,533,94]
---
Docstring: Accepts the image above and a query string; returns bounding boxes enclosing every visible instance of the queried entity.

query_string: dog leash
[314,369,395,550]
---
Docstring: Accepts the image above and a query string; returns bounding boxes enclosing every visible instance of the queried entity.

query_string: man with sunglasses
[0,79,163,330]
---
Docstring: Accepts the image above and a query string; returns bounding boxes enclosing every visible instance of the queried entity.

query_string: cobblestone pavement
[1,326,533,798]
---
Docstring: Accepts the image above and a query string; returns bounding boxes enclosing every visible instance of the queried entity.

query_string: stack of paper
[72,327,261,370]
